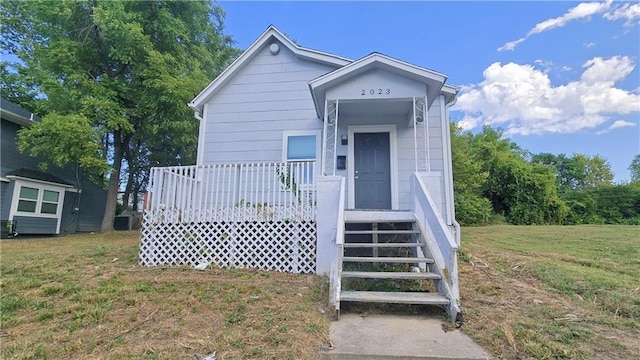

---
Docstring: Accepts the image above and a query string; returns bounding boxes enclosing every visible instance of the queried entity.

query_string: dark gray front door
[354,132,391,209]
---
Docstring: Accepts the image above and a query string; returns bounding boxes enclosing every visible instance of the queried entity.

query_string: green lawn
[460,225,639,359]
[1,226,638,359]
[0,232,330,360]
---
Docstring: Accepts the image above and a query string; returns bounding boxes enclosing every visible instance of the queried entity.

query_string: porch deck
[139,162,318,273]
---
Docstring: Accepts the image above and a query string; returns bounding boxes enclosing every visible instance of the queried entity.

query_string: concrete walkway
[320,314,492,360]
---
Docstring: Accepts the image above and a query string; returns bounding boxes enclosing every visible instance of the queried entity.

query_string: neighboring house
[1,98,107,237]
[140,26,461,320]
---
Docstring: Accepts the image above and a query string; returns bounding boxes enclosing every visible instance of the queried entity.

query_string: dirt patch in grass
[0,232,331,359]
[459,225,640,360]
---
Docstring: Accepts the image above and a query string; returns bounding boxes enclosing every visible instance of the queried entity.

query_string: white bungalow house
[140,26,461,320]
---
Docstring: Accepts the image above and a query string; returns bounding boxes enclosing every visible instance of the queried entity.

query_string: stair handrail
[329,177,346,315]
[411,173,460,320]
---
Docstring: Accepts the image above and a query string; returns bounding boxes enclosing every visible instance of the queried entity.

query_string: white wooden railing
[145,162,317,223]
[139,162,318,273]
[410,173,460,320]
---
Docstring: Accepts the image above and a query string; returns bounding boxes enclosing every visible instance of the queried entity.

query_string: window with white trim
[16,185,61,215]
[282,131,320,184]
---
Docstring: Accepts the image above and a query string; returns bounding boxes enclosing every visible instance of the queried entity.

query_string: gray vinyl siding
[199,41,449,213]
[1,181,11,220]
[202,40,337,164]
[1,119,106,234]
[12,216,57,234]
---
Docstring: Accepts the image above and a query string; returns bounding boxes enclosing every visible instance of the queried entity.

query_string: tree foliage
[449,125,636,226]
[532,153,614,193]
[1,0,238,230]
[460,127,566,225]
[629,154,640,183]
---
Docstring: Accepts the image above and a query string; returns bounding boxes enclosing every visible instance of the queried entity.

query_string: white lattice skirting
[139,211,317,274]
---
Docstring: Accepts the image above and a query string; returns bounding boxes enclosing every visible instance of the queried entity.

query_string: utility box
[113,215,132,231]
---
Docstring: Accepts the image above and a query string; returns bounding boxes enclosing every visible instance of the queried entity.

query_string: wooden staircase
[339,210,451,309]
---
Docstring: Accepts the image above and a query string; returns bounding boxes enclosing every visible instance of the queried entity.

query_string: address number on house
[361,88,391,96]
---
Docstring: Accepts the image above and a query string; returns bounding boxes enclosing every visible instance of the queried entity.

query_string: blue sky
[218,0,640,182]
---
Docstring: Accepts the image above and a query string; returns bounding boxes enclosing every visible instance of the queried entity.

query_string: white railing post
[322,99,339,176]
[413,96,429,172]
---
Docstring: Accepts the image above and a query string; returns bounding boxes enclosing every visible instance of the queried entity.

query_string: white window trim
[281,130,322,163]
[347,124,399,210]
[281,130,322,187]
[8,179,66,234]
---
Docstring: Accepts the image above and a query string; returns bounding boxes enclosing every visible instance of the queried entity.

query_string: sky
[218,0,640,182]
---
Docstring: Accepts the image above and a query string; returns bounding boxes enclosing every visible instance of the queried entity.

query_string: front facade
[189,28,456,218]
[1,99,107,237]
[140,26,461,319]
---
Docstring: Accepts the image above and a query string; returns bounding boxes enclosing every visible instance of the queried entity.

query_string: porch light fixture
[341,135,348,145]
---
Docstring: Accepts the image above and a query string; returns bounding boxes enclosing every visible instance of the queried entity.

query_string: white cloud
[453,56,640,136]
[610,120,637,129]
[584,42,596,48]
[603,3,640,27]
[597,120,637,134]
[498,1,614,51]
[561,65,573,72]
[497,38,525,52]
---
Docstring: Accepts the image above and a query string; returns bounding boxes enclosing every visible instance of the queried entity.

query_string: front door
[354,132,391,209]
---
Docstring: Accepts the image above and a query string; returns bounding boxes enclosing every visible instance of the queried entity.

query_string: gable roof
[6,168,73,187]
[441,84,460,107]
[309,53,451,117]
[1,98,39,127]
[188,25,352,113]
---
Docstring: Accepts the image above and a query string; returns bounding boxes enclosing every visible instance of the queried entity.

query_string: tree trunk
[122,163,134,210]
[100,131,130,232]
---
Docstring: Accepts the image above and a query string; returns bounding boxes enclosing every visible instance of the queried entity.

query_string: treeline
[451,125,640,226]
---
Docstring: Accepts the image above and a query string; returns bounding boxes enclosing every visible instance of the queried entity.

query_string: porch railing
[410,173,460,320]
[139,162,318,273]
[145,162,317,223]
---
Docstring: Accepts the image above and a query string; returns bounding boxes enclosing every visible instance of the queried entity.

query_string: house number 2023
[361,88,391,96]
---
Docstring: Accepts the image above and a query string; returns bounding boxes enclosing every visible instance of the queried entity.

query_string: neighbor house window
[282,131,320,184]
[16,186,60,215]
[41,190,60,214]
[17,186,38,213]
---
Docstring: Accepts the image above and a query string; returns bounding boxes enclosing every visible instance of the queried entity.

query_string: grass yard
[1,226,638,360]
[459,225,640,360]
[0,232,331,360]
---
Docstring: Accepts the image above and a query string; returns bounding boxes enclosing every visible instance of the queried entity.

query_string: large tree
[1,0,237,231]
[629,154,640,183]
[468,127,566,224]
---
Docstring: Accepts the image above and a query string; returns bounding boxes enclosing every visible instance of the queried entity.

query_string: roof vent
[269,43,280,55]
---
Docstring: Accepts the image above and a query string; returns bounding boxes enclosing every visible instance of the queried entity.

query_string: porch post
[413,96,429,172]
[322,99,339,176]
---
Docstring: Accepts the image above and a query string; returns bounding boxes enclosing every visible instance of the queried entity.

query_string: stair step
[342,271,441,280]
[343,242,422,248]
[343,256,434,264]
[344,230,419,235]
[344,210,414,223]
[340,291,450,305]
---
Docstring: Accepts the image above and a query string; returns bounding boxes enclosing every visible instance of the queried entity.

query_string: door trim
[347,124,398,210]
